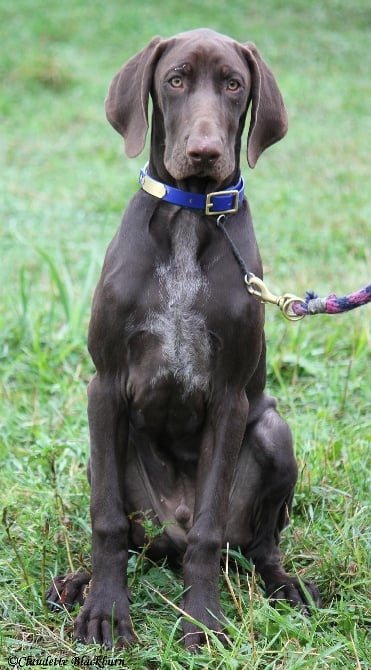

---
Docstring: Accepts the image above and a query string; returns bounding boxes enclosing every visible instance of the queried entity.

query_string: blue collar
[139,165,244,216]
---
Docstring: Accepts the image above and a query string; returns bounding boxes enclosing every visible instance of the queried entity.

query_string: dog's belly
[125,323,207,551]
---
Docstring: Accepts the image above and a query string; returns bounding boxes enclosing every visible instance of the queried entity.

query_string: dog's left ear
[242,43,288,168]
[105,36,168,157]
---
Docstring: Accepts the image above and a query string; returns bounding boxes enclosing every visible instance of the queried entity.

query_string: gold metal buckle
[205,190,239,216]
[245,274,306,321]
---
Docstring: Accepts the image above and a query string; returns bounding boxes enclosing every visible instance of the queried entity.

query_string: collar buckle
[205,189,239,216]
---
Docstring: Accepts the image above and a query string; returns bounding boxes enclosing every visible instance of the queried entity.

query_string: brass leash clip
[245,274,305,321]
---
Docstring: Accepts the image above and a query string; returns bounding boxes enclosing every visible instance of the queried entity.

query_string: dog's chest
[145,221,211,395]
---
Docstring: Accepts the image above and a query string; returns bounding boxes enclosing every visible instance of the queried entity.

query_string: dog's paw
[266,576,320,614]
[46,573,91,611]
[74,588,136,649]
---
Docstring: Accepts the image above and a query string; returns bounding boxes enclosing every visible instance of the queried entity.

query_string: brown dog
[47,29,319,650]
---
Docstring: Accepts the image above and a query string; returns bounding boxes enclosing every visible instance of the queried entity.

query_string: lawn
[1,0,370,668]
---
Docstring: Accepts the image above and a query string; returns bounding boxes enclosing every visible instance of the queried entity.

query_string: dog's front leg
[182,390,249,651]
[74,375,135,648]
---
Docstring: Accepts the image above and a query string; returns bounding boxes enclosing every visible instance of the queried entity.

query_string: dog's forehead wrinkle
[159,34,246,80]
[173,63,190,73]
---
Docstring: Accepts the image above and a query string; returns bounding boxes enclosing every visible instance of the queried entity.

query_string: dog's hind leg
[227,398,320,610]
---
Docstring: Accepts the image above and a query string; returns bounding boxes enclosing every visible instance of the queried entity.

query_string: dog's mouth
[167,163,235,194]
[162,149,238,193]
[177,169,239,195]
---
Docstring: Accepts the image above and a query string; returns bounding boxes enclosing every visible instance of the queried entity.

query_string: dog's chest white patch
[146,221,211,394]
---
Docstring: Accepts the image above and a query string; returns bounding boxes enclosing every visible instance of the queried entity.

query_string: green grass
[1,0,370,667]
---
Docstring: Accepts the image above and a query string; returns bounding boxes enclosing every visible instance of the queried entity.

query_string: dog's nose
[187,135,222,164]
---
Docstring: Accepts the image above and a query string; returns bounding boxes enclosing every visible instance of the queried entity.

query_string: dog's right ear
[242,42,288,168]
[105,37,166,158]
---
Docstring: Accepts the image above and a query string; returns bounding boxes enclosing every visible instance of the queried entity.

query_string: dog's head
[105,29,288,186]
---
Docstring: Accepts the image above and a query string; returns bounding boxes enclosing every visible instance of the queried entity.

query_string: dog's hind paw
[46,572,91,611]
[266,576,320,614]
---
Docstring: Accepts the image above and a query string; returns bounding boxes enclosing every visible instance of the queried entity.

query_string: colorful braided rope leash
[291,285,371,318]
[245,275,371,321]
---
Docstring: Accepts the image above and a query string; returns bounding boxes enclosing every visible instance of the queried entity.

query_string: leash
[289,285,371,317]
[216,214,371,322]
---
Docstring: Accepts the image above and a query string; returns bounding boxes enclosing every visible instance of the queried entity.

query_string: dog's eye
[169,76,184,88]
[227,79,240,91]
